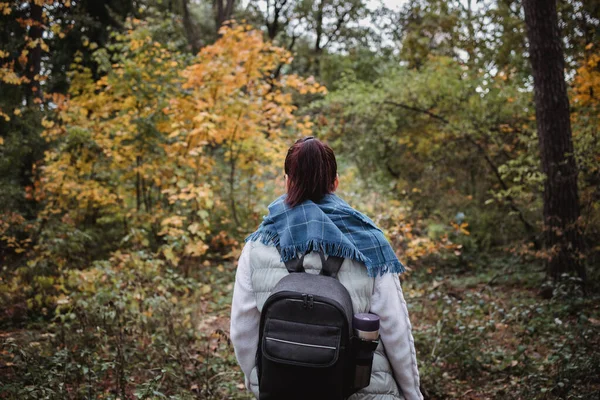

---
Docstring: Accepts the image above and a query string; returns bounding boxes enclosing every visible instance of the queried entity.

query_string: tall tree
[182,0,202,53]
[264,0,292,40]
[394,0,462,69]
[214,0,236,33]
[522,0,585,282]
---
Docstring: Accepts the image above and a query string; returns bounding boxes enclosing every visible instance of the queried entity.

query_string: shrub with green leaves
[1,253,247,399]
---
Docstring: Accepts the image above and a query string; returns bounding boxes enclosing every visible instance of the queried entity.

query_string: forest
[0,0,599,398]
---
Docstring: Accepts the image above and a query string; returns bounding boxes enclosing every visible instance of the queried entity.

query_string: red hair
[284,136,337,208]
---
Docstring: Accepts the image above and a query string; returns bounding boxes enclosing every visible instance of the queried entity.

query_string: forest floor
[186,258,600,399]
[1,259,599,399]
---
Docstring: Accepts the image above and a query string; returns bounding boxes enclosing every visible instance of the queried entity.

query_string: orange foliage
[34,22,326,270]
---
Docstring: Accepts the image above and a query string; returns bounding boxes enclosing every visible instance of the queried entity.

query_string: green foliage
[407,266,600,399]
[316,56,540,254]
[395,0,463,69]
[1,255,247,399]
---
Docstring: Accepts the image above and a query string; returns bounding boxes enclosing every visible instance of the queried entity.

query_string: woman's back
[248,241,373,313]
[233,240,421,400]
[230,137,422,400]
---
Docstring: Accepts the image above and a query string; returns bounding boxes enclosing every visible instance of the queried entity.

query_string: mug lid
[353,313,380,331]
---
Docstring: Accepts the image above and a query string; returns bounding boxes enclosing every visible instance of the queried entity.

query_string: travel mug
[352,313,380,390]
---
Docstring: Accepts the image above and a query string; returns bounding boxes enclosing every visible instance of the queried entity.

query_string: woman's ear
[333,175,339,191]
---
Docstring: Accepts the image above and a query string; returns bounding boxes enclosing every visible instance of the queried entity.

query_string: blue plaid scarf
[245,194,405,277]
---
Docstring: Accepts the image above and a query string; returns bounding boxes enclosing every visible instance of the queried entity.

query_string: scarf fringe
[245,230,280,247]
[368,260,405,277]
[246,230,406,277]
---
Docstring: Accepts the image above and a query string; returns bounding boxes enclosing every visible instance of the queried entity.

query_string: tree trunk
[266,0,288,40]
[522,0,585,283]
[213,0,235,35]
[182,0,200,54]
[313,0,325,76]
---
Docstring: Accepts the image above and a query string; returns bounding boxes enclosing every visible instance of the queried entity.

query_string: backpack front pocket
[263,318,341,367]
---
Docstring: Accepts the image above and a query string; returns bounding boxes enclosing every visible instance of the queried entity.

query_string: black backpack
[256,248,356,400]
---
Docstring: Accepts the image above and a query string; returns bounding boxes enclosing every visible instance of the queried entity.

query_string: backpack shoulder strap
[275,245,344,277]
[318,251,344,279]
[276,245,305,273]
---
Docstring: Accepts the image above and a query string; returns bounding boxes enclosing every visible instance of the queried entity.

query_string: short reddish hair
[284,136,337,208]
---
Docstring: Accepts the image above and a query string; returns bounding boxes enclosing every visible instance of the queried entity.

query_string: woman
[230,137,423,400]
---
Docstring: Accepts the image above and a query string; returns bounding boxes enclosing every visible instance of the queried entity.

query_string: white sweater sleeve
[230,243,260,390]
[370,273,423,400]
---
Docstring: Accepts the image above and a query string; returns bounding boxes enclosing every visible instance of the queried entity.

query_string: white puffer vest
[246,240,406,400]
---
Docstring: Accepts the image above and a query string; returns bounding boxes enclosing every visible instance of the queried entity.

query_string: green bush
[0,252,248,400]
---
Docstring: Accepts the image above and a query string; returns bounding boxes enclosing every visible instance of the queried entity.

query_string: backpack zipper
[297,294,315,309]
[265,337,336,350]
[262,290,351,336]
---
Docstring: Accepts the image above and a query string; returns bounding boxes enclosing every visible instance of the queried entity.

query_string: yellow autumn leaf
[200,284,211,295]
[0,2,11,15]
[162,247,179,266]
[41,118,54,128]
